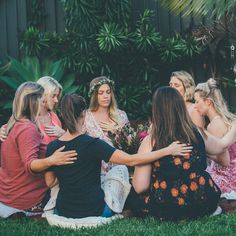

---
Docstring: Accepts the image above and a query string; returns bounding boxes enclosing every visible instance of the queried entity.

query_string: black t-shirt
[46,134,116,218]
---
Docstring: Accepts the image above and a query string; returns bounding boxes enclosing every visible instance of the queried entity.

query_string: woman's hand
[0,124,7,142]
[99,122,119,133]
[47,146,78,167]
[45,125,65,137]
[167,141,192,156]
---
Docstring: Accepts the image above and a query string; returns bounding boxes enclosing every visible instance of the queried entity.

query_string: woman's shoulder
[11,121,40,138]
[117,109,129,124]
[15,120,37,131]
[207,117,228,136]
[117,109,127,116]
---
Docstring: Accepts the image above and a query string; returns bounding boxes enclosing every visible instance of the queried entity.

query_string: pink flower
[137,131,148,142]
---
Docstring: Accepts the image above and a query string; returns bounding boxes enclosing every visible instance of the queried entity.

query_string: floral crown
[88,78,115,97]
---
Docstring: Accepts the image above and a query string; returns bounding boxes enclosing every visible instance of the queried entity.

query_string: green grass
[1,213,236,236]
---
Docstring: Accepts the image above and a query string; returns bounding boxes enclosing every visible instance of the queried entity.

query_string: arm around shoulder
[132,136,152,193]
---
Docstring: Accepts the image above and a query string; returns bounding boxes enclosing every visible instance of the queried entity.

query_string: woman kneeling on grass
[0,82,77,218]
[44,94,192,218]
[129,86,236,221]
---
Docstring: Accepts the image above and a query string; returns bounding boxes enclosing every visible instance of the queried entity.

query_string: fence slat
[6,0,18,58]
[0,1,8,60]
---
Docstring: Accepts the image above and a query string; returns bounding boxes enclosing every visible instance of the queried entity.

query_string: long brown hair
[61,94,87,134]
[89,76,120,125]
[151,86,196,150]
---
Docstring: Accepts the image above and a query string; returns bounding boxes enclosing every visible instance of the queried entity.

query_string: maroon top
[0,121,48,210]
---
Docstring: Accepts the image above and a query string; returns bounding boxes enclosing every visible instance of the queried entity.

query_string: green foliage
[133,9,161,52]
[97,23,128,52]
[160,0,236,20]
[159,35,201,62]
[19,1,204,120]
[20,27,50,57]
[0,57,79,110]
[28,0,45,27]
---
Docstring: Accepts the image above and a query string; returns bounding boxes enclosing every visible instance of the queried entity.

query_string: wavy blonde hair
[170,71,195,102]
[195,78,236,127]
[89,76,120,125]
[37,76,62,110]
[6,82,44,135]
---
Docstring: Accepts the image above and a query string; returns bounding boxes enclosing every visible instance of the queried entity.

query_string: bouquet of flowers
[108,123,149,154]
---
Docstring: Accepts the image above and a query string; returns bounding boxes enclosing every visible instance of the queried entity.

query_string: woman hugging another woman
[0,82,77,218]
[195,78,236,208]
[45,93,191,218]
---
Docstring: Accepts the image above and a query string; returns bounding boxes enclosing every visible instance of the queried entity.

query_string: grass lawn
[1,213,236,236]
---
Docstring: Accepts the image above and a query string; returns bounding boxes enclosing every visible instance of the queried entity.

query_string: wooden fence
[0,0,204,61]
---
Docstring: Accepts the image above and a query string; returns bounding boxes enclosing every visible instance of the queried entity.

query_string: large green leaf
[22,57,41,81]
[0,62,11,76]
[8,57,34,82]
[0,76,20,90]
[64,85,79,94]
[61,74,76,90]
[48,60,64,81]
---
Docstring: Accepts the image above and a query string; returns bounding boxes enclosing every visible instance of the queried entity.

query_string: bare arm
[191,109,205,129]
[30,146,77,173]
[132,136,152,193]
[109,139,192,167]
[203,119,230,166]
[45,171,58,188]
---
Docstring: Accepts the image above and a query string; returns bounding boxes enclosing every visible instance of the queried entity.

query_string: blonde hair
[6,82,44,135]
[89,76,120,125]
[171,71,195,102]
[37,76,62,109]
[195,78,236,127]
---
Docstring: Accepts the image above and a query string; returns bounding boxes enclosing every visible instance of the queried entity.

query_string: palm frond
[160,0,236,19]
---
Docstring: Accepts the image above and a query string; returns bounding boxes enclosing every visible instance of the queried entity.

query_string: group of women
[0,72,236,221]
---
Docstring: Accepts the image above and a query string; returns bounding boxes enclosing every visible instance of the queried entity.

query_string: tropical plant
[0,57,79,109]
[19,2,206,120]
[133,9,161,52]
[97,23,128,52]
[160,0,236,20]
[20,27,50,57]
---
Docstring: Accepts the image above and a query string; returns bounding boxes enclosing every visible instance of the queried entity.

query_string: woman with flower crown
[85,76,129,177]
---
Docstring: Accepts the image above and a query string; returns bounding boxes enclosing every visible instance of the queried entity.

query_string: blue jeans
[101,204,114,218]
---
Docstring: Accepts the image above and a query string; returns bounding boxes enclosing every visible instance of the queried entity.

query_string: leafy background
[0,0,235,124]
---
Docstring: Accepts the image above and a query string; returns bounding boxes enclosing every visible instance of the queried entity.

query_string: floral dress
[207,142,236,199]
[128,130,221,220]
[84,109,129,177]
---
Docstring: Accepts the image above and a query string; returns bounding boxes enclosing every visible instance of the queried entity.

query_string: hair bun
[207,78,218,89]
